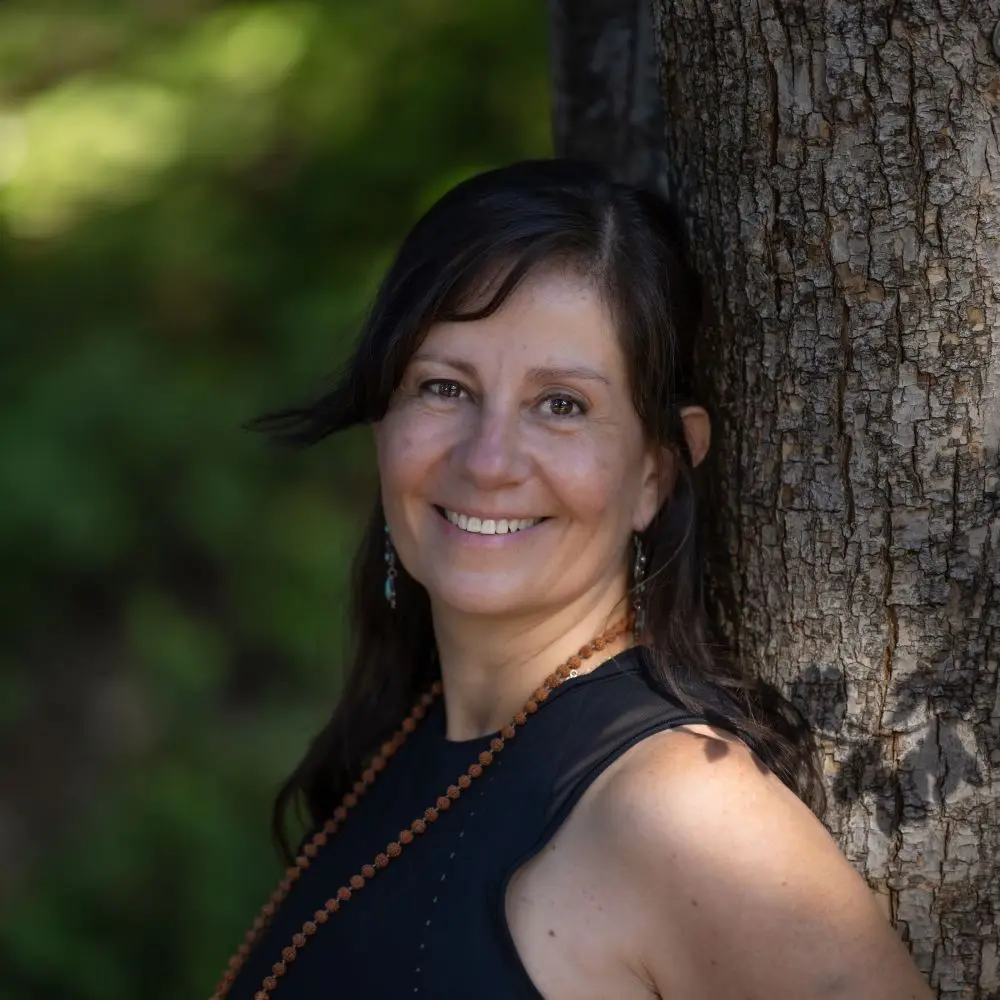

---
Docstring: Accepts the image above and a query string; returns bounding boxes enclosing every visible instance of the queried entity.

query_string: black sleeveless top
[227,647,703,999]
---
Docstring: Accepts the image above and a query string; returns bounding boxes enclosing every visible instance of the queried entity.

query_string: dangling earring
[631,533,648,637]
[384,523,398,610]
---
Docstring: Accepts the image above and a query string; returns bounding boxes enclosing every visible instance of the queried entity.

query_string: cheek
[376,411,447,501]
[542,432,644,525]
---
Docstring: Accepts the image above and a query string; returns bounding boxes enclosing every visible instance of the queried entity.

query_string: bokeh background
[0,2,550,996]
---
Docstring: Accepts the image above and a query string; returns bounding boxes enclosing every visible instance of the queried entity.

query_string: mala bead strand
[210,616,632,1000]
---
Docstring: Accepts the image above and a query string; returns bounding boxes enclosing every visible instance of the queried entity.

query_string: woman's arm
[597,726,935,1000]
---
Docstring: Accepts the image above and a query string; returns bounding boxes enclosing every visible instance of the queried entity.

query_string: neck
[430,587,634,741]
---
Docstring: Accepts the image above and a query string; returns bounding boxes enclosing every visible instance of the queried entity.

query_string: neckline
[433,646,644,750]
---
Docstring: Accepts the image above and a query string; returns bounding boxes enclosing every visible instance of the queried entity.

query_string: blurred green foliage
[0,1,550,996]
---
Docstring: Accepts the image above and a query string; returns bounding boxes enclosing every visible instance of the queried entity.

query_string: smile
[437,507,544,535]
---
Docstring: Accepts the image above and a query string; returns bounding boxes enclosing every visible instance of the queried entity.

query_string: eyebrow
[411,352,611,386]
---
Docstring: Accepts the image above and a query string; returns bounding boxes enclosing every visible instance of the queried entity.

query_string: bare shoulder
[588,724,934,1000]
[594,722,814,846]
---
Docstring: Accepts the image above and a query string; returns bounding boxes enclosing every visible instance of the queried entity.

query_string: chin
[424,576,532,618]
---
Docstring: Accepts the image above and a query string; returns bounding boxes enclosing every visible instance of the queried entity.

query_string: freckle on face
[375,267,657,620]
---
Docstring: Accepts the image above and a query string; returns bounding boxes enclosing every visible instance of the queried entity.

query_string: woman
[214,160,933,1000]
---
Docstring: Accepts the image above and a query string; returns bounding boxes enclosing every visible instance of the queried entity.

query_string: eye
[540,394,585,417]
[422,379,466,400]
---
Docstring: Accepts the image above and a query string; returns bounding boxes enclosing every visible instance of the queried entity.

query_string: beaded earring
[632,533,648,637]
[384,523,398,610]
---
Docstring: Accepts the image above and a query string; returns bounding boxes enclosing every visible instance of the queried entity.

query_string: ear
[680,405,711,468]
[632,406,712,532]
[632,441,676,533]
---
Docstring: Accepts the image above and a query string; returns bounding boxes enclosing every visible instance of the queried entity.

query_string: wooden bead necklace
[210,615,633,1000]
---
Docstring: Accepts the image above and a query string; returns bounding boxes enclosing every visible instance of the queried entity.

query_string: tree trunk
[550,1,1000,996]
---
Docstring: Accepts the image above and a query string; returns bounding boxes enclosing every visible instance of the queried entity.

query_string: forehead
[418,268,623,371]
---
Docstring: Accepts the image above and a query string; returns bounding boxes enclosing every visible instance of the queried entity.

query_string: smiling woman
[213,161,934,1000]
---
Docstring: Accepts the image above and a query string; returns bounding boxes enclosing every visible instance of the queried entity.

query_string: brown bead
[352,780,366,795]
[469,763,483,777]
[337,886,352,901]
[314,909,329,924]
[362,768,376,783]
[420,691,435,706]
[263,976,278,991]
[334,805,349,820]
[278,879,292,893]
[228,956,242,970]
[431,680,444,694]
[349,874,365,890]
[544,672,559,688]
[292,933,307,948]
[303,921,317,935]
[381,741,395,757]
[479,750,494,766]
[579,645,593,658]
[223,969,237,981]
[458,774,472,789]
[361,863,376,878]
[402,717,417,733]
[252,916,266,931]
[374,853,390,868]
[315,831,329,846]
[343,792,358,808]
[513,711,528,725]
[490,737,504,752]
[400,829,414,844]
[325,898,340,912]
[436,795,451,810]
[272,961,286,976]
[424,807,439,822]
[411,818,427,834]
[446,784,461,799]
[294,856,309,870]
[324,817,338,833]
[372,755,387,771]
[412,704,426,720]
[262,903,276,917]
[387,842,402,857]
[239,942,252,956]
[533,687,549,702]
[501,724,516,739]
[525,700,538,714]
[593,636,606,650]
[255,991,269,1000]
[281,946,297,962]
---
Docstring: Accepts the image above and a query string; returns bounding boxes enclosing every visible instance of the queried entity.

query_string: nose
[454,400,529,490]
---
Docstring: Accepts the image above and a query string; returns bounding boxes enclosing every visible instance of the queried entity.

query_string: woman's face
[374,267,665,622]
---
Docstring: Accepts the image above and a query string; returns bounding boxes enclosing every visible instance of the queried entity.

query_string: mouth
[434,505,547,536]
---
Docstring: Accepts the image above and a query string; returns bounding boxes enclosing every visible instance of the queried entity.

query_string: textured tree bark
[551,1,1000,996]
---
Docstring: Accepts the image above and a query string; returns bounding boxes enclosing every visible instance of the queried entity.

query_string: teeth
[443,509,540,535]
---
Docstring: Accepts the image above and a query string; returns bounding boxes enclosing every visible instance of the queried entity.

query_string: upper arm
[598,726,934,1000]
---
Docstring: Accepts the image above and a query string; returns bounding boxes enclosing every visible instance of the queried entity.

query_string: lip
[432,505,548,543]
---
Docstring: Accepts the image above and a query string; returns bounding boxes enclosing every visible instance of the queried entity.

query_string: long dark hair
[254,159,825,861]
